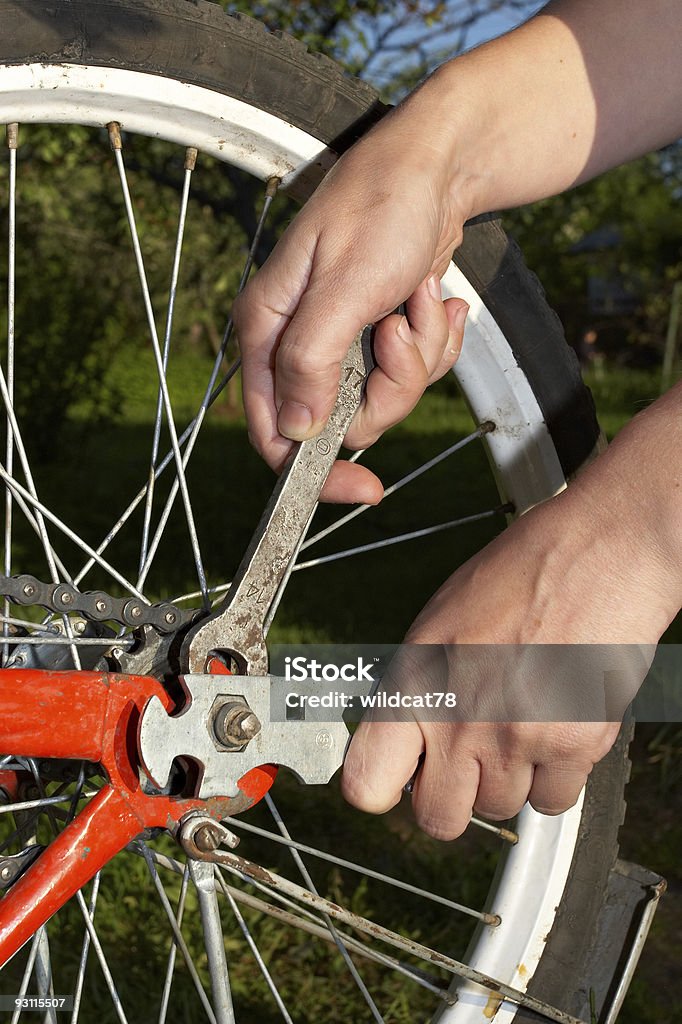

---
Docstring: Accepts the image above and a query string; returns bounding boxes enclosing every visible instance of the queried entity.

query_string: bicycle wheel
[0,3,630,1022]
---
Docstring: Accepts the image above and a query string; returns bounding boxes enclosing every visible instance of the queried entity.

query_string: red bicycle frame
[0,669,276,966]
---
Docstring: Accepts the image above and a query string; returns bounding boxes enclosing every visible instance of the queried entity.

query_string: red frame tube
[0,670,276,965]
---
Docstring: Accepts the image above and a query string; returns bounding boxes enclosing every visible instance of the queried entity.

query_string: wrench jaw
[182,615,268,677]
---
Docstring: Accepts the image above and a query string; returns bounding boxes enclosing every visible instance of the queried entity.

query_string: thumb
[274,283,370,441]
[341,718,423,814]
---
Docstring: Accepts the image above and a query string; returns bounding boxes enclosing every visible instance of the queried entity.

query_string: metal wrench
[182,326,374,675]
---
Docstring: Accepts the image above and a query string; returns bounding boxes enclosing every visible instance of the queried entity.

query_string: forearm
[402,0,682,221]
[558,382,682,634]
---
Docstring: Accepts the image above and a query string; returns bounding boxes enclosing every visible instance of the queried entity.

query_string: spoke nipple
[107,122,123,151]
[185,146,198,171]
[6,123,18,151]
[480,420,496,434]
[265,176,281,198]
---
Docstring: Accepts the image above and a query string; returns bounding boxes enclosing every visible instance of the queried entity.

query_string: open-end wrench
[182,327,374,676]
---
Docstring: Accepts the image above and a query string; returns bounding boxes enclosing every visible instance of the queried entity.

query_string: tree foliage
[504,148,682,361]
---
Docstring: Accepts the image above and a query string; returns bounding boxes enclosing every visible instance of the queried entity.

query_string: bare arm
[434,0,682,219]
[234,0,682,474]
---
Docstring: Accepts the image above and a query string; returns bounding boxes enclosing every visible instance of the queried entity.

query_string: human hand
[341,458,674,839]
[233,92,472,504]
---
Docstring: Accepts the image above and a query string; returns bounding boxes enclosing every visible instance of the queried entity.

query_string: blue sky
[352,1,545,95]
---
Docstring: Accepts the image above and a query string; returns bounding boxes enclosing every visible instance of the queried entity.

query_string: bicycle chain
[0,574,191,635]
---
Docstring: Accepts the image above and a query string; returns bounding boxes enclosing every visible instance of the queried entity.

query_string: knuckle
[277,343,335,382]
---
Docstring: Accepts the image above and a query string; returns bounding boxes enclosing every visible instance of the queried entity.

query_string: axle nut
[213,702,262,747]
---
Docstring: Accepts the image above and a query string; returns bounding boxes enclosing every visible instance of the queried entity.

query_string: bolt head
[235,711,261,742]
[213,702,261,747]
[194,824,222,853]
[0,866,12,881]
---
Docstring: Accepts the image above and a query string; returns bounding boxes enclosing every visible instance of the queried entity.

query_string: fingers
[238,253,468,463]
[341,719,424,814]
[342,718,611,842]
[272,273,371,443]
[411,732,480,841]
[473,758,535,821]
[528,763,590,815]
[346,279,468,450]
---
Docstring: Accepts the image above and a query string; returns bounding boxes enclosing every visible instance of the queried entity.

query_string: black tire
[0,1,625,1019]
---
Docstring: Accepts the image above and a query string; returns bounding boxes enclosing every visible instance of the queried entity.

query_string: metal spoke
[214,848,586,1024]
[70,173,274,601]
[265,794,385,1024]
[158,864,190,1024]
[34,926,57,1024]
[301,425,493,554]
[0,125,79,668]
[217,875,295,1024]
[1,485,72,585]
[108,123,209,608]
[470,817,519,843]
[142,845,455,1007]
[138,148,196,580]
[0,462,146,601]
[136,177,279,593]
[70,356,241,596]
[3,124,17,662]
[11,929,42,1024]
[138,842,218,1024]
[74,888,129,1024]
[225,812,498,926]
[213,871,455,1006]
[71,873,101,1024]
[294,506,511,571]
[0,793,76,816]
[0,614,63,635]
